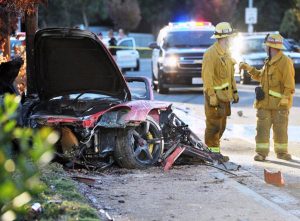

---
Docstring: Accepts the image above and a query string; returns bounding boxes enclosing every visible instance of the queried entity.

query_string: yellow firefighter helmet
[211,22,236,39]
[264,33,285,50]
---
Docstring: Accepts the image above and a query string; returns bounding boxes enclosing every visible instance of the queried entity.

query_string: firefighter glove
[209,94,218,107]
[239,62,253,72]
[232,92,239,103]
[278,97,289,107]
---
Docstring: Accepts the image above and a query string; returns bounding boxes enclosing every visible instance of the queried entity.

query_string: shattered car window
[126,81,147,100]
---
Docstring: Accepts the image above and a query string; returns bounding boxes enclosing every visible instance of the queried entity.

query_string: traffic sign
[245,7,257,24]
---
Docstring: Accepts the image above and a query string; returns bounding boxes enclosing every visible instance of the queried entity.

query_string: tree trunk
[25,4,38,94]
[3,12,11,60]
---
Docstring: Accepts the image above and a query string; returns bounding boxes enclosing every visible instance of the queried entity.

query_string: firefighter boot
[277,153,292,161]
[220,155,230,162]
[254,153,266,161]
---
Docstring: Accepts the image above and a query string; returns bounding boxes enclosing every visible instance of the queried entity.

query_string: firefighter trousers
[255,109,289,156]
[204,94,231,153]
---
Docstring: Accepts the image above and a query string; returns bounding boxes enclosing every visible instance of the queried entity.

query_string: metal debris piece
[161,112,223,171]
[31,203,42,213]
[237,110,243,117]
[72,176,96,185]
[99,209,113,221]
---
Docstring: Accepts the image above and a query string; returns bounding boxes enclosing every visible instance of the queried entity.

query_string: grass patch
[139,50,152,59]
[32,163,99,221]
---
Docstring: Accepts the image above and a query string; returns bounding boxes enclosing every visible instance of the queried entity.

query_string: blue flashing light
[168,21,212,28]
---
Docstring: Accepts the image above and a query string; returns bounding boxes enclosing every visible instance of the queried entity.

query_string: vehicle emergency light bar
[168,21,212,28]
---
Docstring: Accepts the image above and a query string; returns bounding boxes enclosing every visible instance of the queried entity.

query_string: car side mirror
[125,76,153,101]
[148,42,160,49]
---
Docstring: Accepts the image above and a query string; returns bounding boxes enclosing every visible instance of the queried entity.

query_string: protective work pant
[204,94,231,153]
[256,109,289,156]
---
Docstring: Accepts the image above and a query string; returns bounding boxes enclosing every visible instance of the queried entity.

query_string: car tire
[157,70,169,94]
[114,116,164,169]
[134,59,140,71]
[240,70,251,85]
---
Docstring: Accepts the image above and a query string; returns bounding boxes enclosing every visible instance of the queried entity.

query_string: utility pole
[248,0,253,33]
[245,0,257,33]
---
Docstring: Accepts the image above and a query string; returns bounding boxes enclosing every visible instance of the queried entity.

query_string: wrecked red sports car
[21,28,171,169]
[19,28,223,170]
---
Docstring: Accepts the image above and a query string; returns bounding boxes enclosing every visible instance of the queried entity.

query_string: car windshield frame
[163,30,215,48]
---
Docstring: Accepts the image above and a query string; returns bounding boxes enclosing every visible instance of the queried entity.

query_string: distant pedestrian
[108,29,117,58]
[118,28,126,41]
[97,32,103,41]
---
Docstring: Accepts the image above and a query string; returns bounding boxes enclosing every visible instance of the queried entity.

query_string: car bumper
[161,70,203,87]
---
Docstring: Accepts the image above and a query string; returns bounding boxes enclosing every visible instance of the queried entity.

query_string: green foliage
[37,163,99,221]
[0,94,57,220]
[280,7,300,40]
[105,0,141,31]
[38,0,106,28]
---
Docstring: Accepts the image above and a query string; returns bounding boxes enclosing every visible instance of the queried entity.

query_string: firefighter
[239,33,295,161]
[202,22,239,162]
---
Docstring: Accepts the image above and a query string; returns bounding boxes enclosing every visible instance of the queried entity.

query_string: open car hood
[31,28,130,100]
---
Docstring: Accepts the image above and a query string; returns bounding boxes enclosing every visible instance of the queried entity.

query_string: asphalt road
[126,59,300,108]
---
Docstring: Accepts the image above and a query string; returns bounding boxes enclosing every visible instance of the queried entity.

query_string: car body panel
[31,100,170,128]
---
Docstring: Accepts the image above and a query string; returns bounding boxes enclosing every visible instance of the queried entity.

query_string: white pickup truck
[103,37,140,73]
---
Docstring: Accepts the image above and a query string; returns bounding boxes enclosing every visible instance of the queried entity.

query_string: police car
[149,21,215,94]
[231,32,300,84]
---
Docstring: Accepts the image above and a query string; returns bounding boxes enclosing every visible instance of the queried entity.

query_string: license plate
[192,78,203,84]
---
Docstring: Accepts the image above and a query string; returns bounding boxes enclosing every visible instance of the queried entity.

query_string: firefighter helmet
[264,33,285,50]
[211,22,236,39]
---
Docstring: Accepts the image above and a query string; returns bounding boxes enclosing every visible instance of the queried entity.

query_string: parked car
[102,37,140,73]
[286,38,300,53]
[149,21,216,94]
[231,32,300,84]
[22,28,168,169]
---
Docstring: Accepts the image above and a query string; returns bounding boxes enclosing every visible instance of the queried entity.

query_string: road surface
[75,59,300,221]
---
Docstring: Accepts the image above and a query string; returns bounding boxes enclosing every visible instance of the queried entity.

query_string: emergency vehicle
[149,21,215,93]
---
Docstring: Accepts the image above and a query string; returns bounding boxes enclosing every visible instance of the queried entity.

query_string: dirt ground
[70,105,300,221]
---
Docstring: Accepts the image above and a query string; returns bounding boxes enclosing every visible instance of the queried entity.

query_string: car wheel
[157,70,169,94]
[134,59,140,71]
[114,116,164,169]
[240,70,251,85]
